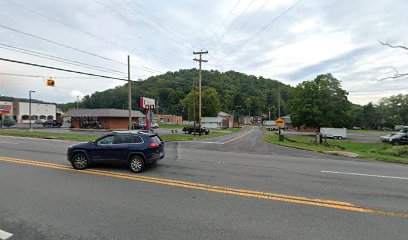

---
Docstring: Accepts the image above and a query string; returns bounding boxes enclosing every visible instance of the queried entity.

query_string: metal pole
[128,55,132,130]
[29,91,32,130]
[28,90,36,131]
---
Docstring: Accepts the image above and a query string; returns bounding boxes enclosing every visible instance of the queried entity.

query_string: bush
[2,115,15,127]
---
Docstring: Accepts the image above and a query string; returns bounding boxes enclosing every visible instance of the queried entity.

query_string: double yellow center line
[0,156,407,218]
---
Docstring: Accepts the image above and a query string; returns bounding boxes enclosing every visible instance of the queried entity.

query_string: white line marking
[178,141,223,144]
[0,141,18,144]
[0,229,13,239]
[322,171,408,180]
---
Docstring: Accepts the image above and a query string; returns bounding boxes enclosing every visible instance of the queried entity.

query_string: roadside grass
[158,123,186,129]
[160,128,240,141]
[0,129,98,141]
[263,134,408,164]
[348,129,394,135]
[0,128,240,142]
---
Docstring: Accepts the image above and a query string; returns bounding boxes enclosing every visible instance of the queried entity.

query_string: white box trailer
[321,128,347,140]
[264,120,278,131]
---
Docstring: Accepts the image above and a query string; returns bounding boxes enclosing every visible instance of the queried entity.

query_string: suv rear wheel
[129,155,145,173]
[71,153,89,170]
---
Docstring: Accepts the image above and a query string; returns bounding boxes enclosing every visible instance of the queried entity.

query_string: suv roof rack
[112,130,154,135]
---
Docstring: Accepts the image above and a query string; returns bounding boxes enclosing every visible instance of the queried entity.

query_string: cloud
[70,90,84,100]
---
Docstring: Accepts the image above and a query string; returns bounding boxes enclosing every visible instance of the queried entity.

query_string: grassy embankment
[347,129,395,135]
[263,133,408,164]
[157,123,186,129]
[0,128,240,142]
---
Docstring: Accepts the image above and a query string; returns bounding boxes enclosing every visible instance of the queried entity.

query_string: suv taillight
[149,143,159,149]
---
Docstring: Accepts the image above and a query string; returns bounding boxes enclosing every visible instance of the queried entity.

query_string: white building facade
[202,117,223,129]
[14,102,56,124]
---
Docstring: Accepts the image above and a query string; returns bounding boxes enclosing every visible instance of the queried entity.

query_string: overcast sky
[0,0,407,105]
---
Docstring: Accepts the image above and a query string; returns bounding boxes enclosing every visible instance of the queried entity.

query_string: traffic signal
[46,78,55,87]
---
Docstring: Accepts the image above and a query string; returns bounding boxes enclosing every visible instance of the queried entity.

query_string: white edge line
[0,141,19,144]
[0,229,13,239]
[322,171,408,180]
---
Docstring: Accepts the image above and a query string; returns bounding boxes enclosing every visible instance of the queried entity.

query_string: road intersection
[0,127,407,239]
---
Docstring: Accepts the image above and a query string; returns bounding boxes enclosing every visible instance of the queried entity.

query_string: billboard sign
[0,101,12,114]
[140,97,155,108]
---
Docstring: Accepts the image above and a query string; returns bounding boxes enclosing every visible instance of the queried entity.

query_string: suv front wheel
[71,153,89,170]
[129,155,145,173]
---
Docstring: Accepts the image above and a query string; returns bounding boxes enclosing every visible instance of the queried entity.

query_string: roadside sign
[140,97,155,108]
[275,118,285,127]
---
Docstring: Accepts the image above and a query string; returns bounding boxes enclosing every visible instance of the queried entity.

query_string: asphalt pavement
[0,127,407,239]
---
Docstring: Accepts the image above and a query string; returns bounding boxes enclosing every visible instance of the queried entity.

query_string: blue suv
[67,131,165,173]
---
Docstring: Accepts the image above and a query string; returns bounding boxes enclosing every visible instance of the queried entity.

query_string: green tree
[181,87,221,120]
[3,115,15,127]
[288,73,351,130]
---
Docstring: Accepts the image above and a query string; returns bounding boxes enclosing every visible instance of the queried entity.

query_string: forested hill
[59,69,293,118]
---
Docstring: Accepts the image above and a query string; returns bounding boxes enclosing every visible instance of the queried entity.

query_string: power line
[209,0,257,50]
[0,43,127,75]
[207,0,242,43]
[0,72,103,79]
[217,0,270,51]
[215,0,303,64]
[95,0,192,56]
[4,0,169,72]
[0,24,161,74]
[122,0,197,49]
[0,57,130,81]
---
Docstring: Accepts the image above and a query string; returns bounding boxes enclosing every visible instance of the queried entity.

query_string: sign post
[275,118,285,141]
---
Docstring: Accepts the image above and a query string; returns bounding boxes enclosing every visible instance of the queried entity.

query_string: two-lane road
[0,127,407,239]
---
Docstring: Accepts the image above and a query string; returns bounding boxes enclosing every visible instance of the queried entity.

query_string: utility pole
[193,82,197,136]
[29,90,35,131]
[193,50,208,136]
[278,85,281,118]
[128,55,132,130]
[76,95,79,109]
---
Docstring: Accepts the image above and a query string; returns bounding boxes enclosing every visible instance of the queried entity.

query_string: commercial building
[14,101,56,124]
[218,111,233,128]
[202,117,223,129]
[156,114,182,123]
[65,109,145,130]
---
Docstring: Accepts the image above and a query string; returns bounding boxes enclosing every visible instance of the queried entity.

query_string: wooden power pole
[193,50,208,136]
[128,55,132,130]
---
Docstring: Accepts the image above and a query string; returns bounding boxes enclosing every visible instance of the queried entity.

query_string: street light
[29,90,36,131]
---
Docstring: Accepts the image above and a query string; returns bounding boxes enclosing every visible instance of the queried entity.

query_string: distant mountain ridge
[59,69,293,118]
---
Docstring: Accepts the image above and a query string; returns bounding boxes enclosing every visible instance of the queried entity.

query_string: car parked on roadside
[67,131,165,173]
[42,119,62,128]
[182,126,210,135]
[380,128,408,145]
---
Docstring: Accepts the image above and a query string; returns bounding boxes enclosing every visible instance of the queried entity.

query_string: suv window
[130,135,143,143]
[97,135,114,145]
[113,134,132,144]
[150,135,162,144]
